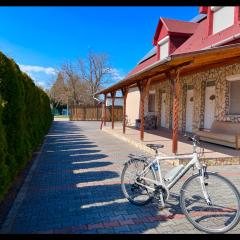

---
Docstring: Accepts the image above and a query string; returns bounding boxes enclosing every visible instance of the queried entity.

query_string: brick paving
[0,120,240,234]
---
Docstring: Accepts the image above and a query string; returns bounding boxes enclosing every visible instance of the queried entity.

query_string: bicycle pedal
[159,205,165,210]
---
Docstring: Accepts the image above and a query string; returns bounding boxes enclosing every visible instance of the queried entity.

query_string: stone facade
[145,62,240,133]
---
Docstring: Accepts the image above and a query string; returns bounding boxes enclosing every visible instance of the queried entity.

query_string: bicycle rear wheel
[121,158,156,206]
[180,172,240,234]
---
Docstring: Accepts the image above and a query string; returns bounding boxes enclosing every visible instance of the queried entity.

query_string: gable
[153,20,168,46]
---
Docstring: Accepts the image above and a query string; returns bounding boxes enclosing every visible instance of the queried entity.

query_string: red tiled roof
[161,17,197,35]
[173,18,240,54]
[127,12,240,78]
[128,18,198,78]
[126,54,157,77]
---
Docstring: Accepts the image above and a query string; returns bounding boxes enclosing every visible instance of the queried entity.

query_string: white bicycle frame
[136,143,212,205]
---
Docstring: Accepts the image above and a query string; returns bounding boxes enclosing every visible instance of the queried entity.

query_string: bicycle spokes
[181,172,240,233]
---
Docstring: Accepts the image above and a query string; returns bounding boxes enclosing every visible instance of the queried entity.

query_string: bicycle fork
[199,165,212,206]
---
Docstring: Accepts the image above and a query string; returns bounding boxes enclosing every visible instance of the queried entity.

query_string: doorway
[204,81,216,129]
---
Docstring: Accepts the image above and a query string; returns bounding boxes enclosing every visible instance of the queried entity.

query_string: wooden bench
[195,120,240,150]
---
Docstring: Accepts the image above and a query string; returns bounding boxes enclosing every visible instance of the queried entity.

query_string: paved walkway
[1,120,240,234]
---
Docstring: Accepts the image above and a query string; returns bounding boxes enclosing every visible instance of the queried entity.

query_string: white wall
[126,87,140,126]
[160,41,169,60]
[212,7,235,34]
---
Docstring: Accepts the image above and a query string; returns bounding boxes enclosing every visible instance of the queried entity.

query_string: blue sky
[0,6,198,89]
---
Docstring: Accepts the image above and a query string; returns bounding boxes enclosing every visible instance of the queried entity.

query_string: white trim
[226,74,240,81]
[211,6,222,12]
[158,35,169,46]
[202,33,240,50]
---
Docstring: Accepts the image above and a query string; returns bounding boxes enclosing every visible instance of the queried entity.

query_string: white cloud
[109,68,125,82]
[33,80,46,87]
[19,64,57,75]
[18,64,57,90]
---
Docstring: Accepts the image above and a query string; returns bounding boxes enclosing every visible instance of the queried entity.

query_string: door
[204,85,216,129]
[186,89,194,132]
[161,93,166,127]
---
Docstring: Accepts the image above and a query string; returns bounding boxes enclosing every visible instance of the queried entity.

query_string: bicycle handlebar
[183,133,199,143]
[183,133,204,157]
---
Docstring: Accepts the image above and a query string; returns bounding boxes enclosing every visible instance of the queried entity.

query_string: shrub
[0,51,53,201]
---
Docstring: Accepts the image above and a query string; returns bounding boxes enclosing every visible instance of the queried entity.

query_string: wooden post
[111,91,116,129]
[104,94,107,126]
[172,69,181,154]
[121,87,129,134]
[137,79,151,141]
[140,91,145,141]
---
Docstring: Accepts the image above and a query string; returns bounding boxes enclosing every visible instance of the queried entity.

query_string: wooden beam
[172,69,181,154]
[104,94,107,126]
[121,87,129,134]
[137,81,143,140]
[181,56,240,77]
[106,96,123,99]
[137,79,152,141]
[111,91,116,129]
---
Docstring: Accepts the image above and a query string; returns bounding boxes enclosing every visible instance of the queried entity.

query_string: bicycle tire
[180,172,240,234]
[121,158,156,206]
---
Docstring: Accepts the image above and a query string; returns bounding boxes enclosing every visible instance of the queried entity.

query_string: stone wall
[145,80,173,129]
[147,62,240,132]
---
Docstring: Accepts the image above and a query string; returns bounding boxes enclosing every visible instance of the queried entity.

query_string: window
[229,79,240,115]
[158,36,169,60]
[212,7,235,34]
[148,93,155,112]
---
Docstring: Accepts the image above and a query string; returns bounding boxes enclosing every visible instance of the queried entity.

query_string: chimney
[199,6,208,14]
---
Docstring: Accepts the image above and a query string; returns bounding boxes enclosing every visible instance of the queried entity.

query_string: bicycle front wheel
[180,172,240,234]
[121,158,156,206]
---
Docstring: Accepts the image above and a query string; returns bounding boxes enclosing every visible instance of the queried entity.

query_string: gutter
[126,56,171,80]
[202,33,240,50]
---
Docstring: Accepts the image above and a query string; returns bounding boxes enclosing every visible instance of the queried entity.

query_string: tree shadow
[7,121,191,234]
[72,161,112,169]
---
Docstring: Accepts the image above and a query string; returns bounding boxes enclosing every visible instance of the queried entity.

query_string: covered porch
[96,43,240,155]
[102,121,240,165]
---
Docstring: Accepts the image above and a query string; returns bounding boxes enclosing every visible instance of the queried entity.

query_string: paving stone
[1,121,239,234]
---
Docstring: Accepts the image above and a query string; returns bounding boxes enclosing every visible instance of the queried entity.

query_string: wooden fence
[69,105,123,121]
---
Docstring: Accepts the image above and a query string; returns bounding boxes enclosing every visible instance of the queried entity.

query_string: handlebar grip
[188,136,193,141]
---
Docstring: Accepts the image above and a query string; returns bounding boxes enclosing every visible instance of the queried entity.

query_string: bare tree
[50,50,112,108]
[78,51,111,105]
[49,72,68,107]
[61,62,87,106]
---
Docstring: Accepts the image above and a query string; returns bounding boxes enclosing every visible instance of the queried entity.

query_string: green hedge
[0,51,53,201]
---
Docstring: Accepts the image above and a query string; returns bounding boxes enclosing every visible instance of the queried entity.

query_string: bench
[195,120,240,150]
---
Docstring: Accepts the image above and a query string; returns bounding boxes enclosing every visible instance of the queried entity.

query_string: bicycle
[121,134,240,234]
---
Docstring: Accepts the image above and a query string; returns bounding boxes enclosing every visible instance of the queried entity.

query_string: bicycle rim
[121,159,156,205]
[180,172,240,234]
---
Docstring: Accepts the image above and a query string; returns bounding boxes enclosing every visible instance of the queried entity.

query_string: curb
[0,136,48,233]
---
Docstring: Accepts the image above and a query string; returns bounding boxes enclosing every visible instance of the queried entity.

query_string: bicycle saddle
[146,144,164,151]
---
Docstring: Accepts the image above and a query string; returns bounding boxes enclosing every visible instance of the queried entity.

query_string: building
[97,6,240,153]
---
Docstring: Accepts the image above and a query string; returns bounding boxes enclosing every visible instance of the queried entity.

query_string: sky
[0,6,198,89]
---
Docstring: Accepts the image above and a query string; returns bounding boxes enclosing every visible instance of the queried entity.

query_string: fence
[69,105,123,121]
